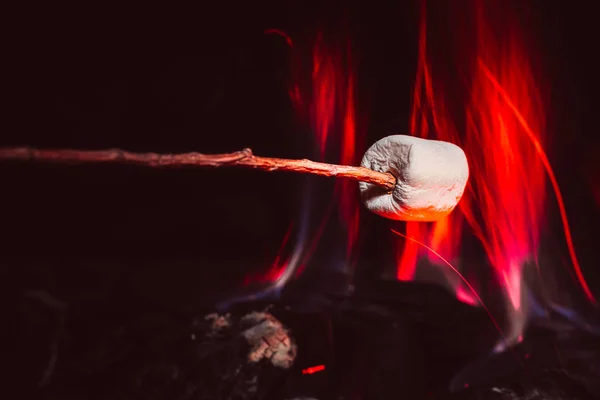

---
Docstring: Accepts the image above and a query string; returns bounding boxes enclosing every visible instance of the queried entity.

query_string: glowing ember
[302,364,326,375]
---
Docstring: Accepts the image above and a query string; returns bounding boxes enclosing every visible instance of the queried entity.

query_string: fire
[398,0,543,332]
[463,3,547,314]
[303,30,363,268]
[337,49,362,260]
[466,0,596,312]
[245,2,596,334]
[398,0,596,342]
[244,28,362,287]
[311,32,338,159]
[474,58,596,306]
[396,3,465,293]
[243,222,294,285]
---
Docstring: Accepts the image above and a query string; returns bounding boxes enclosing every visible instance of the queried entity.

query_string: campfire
[3,0,600,399]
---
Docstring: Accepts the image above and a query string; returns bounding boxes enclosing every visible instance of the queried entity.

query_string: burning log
[0,134,469,222]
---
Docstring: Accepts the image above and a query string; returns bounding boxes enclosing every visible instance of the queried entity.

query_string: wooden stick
[0,147,396,191]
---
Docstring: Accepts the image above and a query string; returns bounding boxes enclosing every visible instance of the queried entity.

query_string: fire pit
[3,0,600,399]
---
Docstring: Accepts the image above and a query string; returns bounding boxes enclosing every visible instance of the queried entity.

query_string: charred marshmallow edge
[359,134,469,222]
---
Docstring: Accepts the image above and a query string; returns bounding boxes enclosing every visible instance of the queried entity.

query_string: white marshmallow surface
[359,135,469,221]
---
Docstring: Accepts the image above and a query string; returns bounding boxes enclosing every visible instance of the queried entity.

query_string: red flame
[397,3,464,291]
[465,0,595,308]
[462,3,547,312]
[243,222,294,285]
[306,31,363,264]
[473,58,596,306]
[311,33,338,159]
[337,46,362,260]
[398,0,597,339]
[245,28,362,286]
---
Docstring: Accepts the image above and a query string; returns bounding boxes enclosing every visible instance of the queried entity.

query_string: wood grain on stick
[0,147,396,191]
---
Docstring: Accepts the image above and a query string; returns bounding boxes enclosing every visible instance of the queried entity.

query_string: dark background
[3,0,599,312]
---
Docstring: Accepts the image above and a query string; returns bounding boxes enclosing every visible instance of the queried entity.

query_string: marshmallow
[359,135,469,221]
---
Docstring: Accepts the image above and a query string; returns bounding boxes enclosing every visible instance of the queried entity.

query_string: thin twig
[0,147,396,190]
